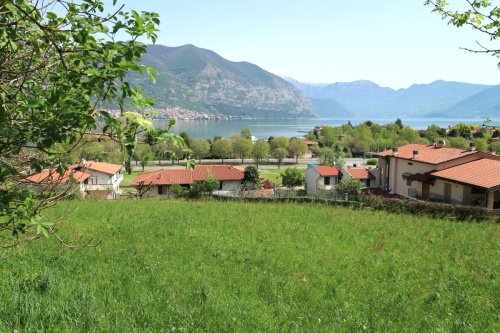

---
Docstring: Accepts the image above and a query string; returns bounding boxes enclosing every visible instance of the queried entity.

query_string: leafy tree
[233,137,253,163]
[270,137,289,169]
[0,0,162,247]
[448,137,469,149]
[473,138,488,152]
[288,139,308,163]
[251,140,270,169]
[319,147,335,166]
[319,126,337,147]
[134,144,153,172]
[281,168,304,188]
[336,178,363,198]
[241,166,261,190]
[241,128,252,139]
[395,118,404,129]
[152,141,169,165]
[179,132,191,147]
[211,139,233,163]
[190,139,211,163]
[426,0,500,67]
[319,147,345,169]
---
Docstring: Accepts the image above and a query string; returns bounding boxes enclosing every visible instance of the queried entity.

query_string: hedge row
[212,194,499,222]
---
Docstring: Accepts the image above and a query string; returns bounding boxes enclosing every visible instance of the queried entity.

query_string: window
[367,179,371,187]
[90,177,97,185]
[157,186,163,195]
[406,178,412,186]
[324,177,331,185]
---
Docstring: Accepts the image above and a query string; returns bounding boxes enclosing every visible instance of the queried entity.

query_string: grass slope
[1,200,498,332]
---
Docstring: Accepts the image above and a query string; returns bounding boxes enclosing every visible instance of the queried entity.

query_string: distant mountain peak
[130,44,315,118]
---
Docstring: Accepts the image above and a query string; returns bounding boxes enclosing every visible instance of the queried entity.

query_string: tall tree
[240,128,252,139]
[233,137,253,163]
[190,139,211,163]
[288,138,308,164]
[270,137,289,169]
[0,0,163,248]
[251,140,270,169]
[211,139,233,163]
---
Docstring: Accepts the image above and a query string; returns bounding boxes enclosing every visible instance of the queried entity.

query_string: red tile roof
[304,140,318,145]
[345,167,375,180]
[70,161,122,175]
[314,166,341,177]
[193,165,245,181]
[131,165,245,186]
[375,144,478,165]
[25,169,91,184]
[431,158,500,190]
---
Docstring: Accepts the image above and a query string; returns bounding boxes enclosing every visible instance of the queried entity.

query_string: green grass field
[121,171,143,187]
[259,168,305,185]
[1,200,498,332]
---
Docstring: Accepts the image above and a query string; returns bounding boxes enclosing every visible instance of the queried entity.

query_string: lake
[155,117,498,139]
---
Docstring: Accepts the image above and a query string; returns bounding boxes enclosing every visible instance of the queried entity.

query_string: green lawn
[121,171,143,187]
[260,168,305,185]
[0,200,498,332]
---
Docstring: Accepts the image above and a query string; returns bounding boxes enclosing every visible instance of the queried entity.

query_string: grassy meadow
[259,168,305,186]
[0,200,498,332]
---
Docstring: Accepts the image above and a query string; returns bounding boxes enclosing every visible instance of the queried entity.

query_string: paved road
[131,157,367,172]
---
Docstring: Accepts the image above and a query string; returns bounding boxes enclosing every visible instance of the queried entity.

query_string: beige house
[131,165,245,198]
[305,166,342,196]
[375,143,499,209]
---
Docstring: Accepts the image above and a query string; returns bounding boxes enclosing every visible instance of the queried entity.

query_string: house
[342,167,377,188]
[430,158,500,209]
[303,140,319,158]
[69,161,123,199]
[131,165,245,198]
[25,169,91,194]
[305,166,342,196]
[25,161,123,199]
[374,143,499,209]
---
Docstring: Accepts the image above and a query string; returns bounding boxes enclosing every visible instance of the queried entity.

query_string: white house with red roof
[131,165,245,198]
[305,165,342,196]
[25,168,91,194]
[24,160,123,199]
[69,161,123,199]
[342,167,377,188]
[375,143,499,209]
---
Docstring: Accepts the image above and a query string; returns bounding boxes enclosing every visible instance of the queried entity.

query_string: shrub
[242,165,261,190]
[366,158,378,166]
[172,178,220,199]
[281,168,304,188]
[337,178,363,196]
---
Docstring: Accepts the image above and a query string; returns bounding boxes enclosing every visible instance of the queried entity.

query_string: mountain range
[286,78,499,119]
[128,44,499,120]
[131,44,314,118]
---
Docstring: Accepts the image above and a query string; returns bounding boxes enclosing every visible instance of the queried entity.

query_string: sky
[116,0,499,89]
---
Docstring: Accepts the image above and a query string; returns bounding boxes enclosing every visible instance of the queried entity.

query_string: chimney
[412,150,419,159]
[432,139,437,148]
[468,142,476,151]
[489,147,497,156]
[392,147,398,156]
